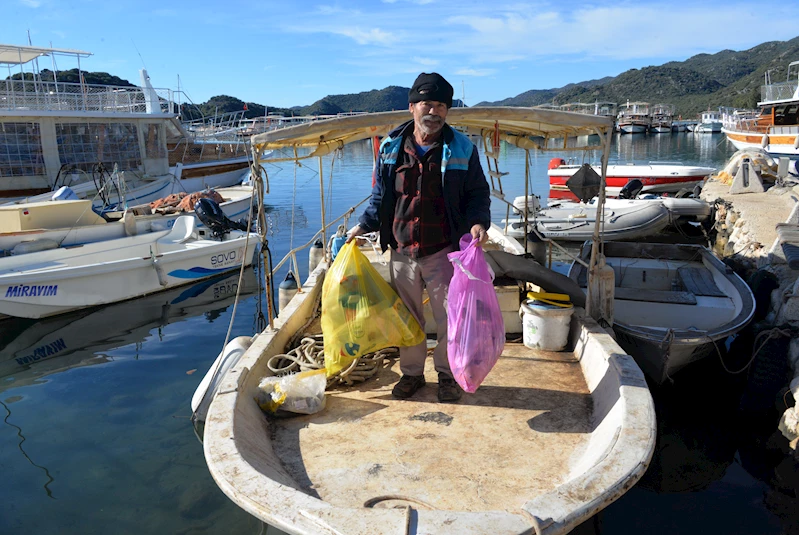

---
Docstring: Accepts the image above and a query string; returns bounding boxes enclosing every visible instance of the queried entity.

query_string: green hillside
[477,36,799,116]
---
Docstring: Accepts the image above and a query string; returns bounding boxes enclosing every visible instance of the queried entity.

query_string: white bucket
[519,299,574,351]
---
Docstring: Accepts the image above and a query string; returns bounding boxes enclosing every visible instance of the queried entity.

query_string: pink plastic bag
[446,234,505,393]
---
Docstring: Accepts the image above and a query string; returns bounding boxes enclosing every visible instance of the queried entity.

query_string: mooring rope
[267,334,399,386]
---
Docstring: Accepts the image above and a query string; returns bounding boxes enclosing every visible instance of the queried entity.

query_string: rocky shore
[699,150,799,451]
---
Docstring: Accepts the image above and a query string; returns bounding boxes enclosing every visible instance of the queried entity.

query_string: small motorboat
[0,202,260,319]
[0,185,254,255]
[568,241,755,384]
[547,158,716,200]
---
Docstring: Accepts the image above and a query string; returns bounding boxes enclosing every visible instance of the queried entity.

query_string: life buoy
[548,157,566,169]
[761,134,769,148]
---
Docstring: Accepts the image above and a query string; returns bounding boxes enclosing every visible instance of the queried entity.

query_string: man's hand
[470,224,488,247]
[345,224,368,243]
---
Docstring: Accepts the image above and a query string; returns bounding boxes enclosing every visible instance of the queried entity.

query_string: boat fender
[11,239,59,255]
[191,336,253,424]
[309,239,324,273]
[794,135,799,150]
[761,134,769,148]
[548,157,566,170]
[51,185,78,201]
[278,271,299,314]
[123,210,137,236]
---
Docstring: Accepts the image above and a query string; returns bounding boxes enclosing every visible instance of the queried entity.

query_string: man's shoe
[437,373,462,403]
[392,374,426,399]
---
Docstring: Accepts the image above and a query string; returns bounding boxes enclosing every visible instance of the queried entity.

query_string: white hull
[0,216,260,318]
[620,124,648,134]
[0,185,254,253]
[6,167,247,210]
[694,122,722,133]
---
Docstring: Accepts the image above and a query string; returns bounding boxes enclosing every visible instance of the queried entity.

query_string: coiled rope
[267,334,398,387]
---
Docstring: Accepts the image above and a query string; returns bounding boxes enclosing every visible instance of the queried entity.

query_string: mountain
[14,37,798,119]
[476,36,799,116]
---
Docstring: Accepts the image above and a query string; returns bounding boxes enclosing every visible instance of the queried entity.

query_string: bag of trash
[321,241,424,376]
[256,369,327,416]
[447,234,505,393]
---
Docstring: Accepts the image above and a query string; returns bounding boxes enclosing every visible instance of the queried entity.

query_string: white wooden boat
[199,108,656,534]
[568,242,755,384]
[0,215,259,318]
[0,185,254,254]
[617,101,651,134]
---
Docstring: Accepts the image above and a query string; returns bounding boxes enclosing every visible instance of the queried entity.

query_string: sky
[3,0,799,109]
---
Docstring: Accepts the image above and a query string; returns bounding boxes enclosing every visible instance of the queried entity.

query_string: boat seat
[677,266,726,297]
[615,287,697,305]
[157,215,195,245]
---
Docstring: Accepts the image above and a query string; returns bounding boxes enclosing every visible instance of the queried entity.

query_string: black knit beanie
[408,72,453,108]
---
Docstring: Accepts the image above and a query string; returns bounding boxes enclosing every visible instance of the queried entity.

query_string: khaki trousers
[390,246,454,377]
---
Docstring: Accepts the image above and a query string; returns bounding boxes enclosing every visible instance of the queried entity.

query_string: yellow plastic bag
[322,241,424,376]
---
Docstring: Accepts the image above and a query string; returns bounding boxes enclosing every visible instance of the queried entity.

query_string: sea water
[0,132,792,534]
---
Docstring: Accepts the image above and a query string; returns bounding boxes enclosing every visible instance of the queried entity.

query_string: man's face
[409,100,448,138]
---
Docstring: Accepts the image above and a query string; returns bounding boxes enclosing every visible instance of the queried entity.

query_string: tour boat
[722,60,799,159]
[0,43,250,201]
[617,101,651,134]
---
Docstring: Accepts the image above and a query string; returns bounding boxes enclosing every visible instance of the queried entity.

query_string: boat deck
[268,340,592,513]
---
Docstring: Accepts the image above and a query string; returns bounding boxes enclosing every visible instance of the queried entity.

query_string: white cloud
[455,68,495,77]
[336,27,393,46]
[413,56,439,66]
[20,0,42,7]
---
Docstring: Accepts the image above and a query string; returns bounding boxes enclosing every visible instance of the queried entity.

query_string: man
[347,72,491,402]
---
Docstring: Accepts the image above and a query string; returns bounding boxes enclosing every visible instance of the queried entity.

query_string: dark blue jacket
[359,120,491,252]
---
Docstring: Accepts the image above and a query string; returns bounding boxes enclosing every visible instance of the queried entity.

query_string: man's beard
[418,114,443,135]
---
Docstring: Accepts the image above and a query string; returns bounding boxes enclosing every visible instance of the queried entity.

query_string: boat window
[55,122,142,172]
[144,123,166,159]
[0,122,46,177]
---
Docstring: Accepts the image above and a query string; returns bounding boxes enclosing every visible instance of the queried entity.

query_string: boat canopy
[0,43,92,66]
[250,107,614,162]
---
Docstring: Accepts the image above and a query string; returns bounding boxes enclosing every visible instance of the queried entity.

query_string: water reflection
[0,269,259,390]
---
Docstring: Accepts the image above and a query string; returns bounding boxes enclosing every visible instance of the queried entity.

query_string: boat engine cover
[194,198,248,238]
[566,164,601,202]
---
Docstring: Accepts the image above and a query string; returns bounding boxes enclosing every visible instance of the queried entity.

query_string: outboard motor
[194,198,248,239]
[618,179,644,199]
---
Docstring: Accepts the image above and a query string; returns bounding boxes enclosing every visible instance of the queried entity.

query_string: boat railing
[181,110,250,142]
[0,79,176,114]
[761,81,799,103]
[269,195,371,279]
[720,108,767,133]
